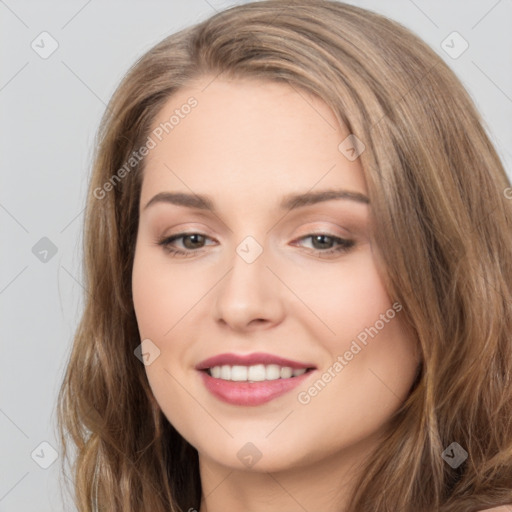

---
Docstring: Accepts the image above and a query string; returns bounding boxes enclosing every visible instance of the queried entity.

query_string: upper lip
[195,352,316,371]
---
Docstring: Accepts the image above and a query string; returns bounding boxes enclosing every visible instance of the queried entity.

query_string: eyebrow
[143,188,370,213]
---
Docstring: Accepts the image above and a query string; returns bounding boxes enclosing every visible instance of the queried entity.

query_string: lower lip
[198,370,314,406]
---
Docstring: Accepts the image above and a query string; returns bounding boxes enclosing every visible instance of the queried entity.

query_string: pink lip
[195,352,316,406]
[195,352,315,370]
[198,369,314,406]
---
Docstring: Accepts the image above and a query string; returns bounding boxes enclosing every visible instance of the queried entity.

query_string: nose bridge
[213,233,283,329]
[222,234,269,304]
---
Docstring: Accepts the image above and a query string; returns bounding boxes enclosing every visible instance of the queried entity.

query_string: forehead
[141,76,367,207]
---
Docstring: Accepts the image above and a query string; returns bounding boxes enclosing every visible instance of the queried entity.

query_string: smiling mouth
[199,364,316,406]
[196,352,317,405]
[203,364,315,382]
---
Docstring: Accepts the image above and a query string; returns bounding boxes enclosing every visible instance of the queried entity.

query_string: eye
[155,232,356,259]
[293,233,355,258]
[156,232,215,257]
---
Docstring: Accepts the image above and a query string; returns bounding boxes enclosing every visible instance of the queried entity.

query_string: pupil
[313,235,331,249]
[184,234,204,249]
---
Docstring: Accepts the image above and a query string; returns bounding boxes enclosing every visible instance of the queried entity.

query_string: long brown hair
[56,1,512,510]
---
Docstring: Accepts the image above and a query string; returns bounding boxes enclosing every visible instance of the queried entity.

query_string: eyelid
[158,223,216,239]
[291,222,354,239]
[159,220,355,243]
[159,224,351,242]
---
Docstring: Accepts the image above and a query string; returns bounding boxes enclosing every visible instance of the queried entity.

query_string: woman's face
[132,76,420,474]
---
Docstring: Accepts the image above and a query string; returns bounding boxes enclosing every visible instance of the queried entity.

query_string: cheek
[132,246,205,442]
[308,255,418,427]
[290,247,393,346]
[291,247,417,402]
[335,257,393,341]
[324,250,416,380]
[132,244,210,340]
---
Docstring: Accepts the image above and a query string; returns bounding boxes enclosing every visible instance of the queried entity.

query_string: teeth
[220,365,231,380]
[231,365,248,381]
[207,364,309,381]
[280,366,293,379]
[266,364,281,380]
[248,364,266,381]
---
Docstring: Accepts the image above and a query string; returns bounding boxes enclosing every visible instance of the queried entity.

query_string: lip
[195,352,317,406]
[198,369,315,406]
[195,352,315,371]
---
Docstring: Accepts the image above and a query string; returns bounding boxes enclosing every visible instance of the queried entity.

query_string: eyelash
[156,232,355,258]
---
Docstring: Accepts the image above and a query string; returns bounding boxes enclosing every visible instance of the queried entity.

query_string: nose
[213,241,285,332]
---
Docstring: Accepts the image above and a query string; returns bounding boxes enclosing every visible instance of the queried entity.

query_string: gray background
[1,1,511,510]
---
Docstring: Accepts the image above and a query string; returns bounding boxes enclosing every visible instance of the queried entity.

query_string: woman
[56,1,512,511]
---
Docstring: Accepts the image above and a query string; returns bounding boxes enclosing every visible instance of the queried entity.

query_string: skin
[131,75,421,512]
